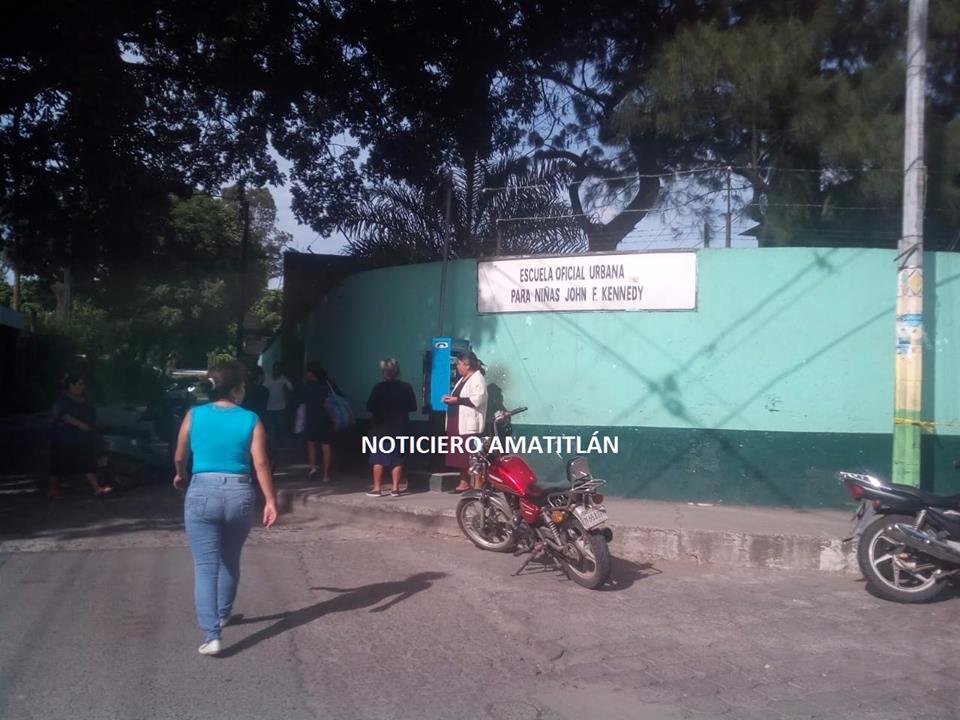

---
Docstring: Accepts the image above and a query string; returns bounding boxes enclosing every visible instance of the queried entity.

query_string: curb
[276,481,859,575]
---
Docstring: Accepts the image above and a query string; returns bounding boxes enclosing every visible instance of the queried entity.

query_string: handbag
[324,381,355,431]
[293,403,307,435]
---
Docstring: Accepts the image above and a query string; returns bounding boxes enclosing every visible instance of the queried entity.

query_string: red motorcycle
[455,407,613,589]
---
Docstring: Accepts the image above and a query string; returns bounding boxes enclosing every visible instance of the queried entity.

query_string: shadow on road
[600,556,661,592]
[0,483,186,543]
[512,553,660,592]
[0,462,350,544]
[863,577,960,604]
[218,572,448,657]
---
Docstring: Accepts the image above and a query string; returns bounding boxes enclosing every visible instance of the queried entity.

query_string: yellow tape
[893,417,960,433]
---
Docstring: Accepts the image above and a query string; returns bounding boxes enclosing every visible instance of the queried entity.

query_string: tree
[101,187,288,367]
[0,274,53,322]
[519,0,726,251]
[280,0,562,247]
[221,186,292,281]
[344,157,584,266]
[11,186,292,370]
[250,288,283,337]
[0,1,299,291]
[0,2,196,285]
[609,1,960,248]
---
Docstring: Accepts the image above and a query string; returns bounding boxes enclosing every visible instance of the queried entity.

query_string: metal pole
[63,266,72,321]
[725,166,732,248]
[892,0,928,487]
[235,182,251,361]
[437,173,454,335]
[12,263,21,312]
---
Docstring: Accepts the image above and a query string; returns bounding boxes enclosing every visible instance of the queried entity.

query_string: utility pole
[437,172,454,336]
[11,260,21,312]
[63,266,72,321]
[892,0,928,487]
[234,182,252,361]
[54,266,73,322]
[725,167,732,248]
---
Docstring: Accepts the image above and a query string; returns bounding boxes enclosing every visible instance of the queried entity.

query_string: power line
[482,166,740,192]
[482,165,952,192]
[481,164,954,194]
[496,201,956,224]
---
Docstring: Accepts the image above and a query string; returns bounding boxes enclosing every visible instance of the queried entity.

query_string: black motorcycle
[837,471,960,603]
[97,396,180,489]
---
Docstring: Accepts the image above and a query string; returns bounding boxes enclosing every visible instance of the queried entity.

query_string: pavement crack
[287,545,325,720]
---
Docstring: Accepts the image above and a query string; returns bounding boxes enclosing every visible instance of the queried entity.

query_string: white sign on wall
[477,251,697,313]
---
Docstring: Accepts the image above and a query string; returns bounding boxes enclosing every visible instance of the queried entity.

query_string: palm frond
[343,157,586,267]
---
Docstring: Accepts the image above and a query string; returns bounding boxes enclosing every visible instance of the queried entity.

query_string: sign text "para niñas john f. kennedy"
[477,252,697,313]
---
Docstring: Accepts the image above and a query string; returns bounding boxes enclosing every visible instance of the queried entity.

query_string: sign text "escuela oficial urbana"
[477,251,697,313]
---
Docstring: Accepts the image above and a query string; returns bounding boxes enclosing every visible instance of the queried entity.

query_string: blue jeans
[184,472,255,641]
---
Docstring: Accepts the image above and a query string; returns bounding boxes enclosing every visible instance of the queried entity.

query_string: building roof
[0,305,25,331]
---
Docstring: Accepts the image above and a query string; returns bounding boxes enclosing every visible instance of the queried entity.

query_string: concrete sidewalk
[272,465,859,574]
[0,425,859,573]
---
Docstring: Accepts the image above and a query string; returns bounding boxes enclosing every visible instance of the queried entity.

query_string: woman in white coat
[442,351,488,493]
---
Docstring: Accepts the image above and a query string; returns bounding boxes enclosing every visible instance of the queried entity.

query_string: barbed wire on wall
[482,163,958,252]
[480,164,954,194]
[494,209,958,251]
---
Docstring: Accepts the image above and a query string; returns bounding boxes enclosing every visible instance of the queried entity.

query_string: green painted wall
[304,248,960,507]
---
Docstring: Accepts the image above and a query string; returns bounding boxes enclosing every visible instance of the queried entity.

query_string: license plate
[574,506,608,530]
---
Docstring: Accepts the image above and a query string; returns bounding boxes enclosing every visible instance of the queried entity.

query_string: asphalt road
[1,503,960,720]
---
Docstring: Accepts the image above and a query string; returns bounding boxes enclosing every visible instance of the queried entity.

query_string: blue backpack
[324,382,355,431]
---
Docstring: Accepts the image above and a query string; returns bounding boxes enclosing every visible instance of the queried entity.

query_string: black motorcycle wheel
[456,497,516,553]
[857,513,945,603]
[559,521,611,589]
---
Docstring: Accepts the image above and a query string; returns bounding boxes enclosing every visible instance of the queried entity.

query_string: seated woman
[47,374,113,499]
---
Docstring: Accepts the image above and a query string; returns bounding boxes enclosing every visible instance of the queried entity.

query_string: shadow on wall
[433,250,861,506]
[303,251,960,504]
[922,252,938,492]
[486,383,506,420]
[479,249,891,507]
[920,261,960,494]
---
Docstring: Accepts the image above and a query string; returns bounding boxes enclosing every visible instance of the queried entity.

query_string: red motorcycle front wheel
[456,496,516,553]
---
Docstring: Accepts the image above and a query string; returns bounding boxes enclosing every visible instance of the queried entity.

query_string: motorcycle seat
[889,483,960,508]
[526,485,569,506]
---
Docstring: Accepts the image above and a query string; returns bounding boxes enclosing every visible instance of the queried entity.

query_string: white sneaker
[198,639,222,656]
[219,614,233,629]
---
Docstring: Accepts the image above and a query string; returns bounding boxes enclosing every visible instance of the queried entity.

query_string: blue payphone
[424,337,471,412]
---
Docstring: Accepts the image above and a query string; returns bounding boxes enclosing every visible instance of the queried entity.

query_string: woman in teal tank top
[173,361,278,656]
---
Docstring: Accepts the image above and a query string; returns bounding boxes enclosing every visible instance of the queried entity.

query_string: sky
[268,150,348,257]
[1,150,755,291]
[266,156,758,280]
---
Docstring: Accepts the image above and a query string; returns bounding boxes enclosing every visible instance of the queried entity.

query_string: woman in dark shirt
[365,358,417,497]
[47,374,113,499]
[302,361,336,482]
